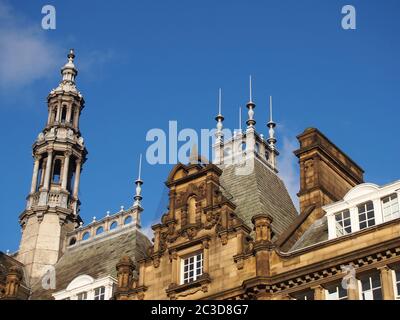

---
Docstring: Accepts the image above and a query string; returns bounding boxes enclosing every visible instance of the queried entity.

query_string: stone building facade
[1,50,399,300]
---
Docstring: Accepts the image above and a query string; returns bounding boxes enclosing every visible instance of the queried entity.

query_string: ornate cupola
[17,49,87,286]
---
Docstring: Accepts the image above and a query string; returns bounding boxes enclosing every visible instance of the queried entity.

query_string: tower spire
[133,154,143,207]
[215,88,224,142]
[246,76,256,128]
[267,96,276,149]
[18,49,87,285]
[238,106,242,134]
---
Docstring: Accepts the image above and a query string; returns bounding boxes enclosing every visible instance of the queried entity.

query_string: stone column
[73,159,81,198]
[170,251,178,285]
[61,151,71,190]
[55,104,61,123]
[348,282,360,300]
[66,105,73,124]
[30,156,41,194]
[379,266,395,300]
[73,109,80,129]
[43,150,53,190]
[312,285,326,300]
[202,240,210,274]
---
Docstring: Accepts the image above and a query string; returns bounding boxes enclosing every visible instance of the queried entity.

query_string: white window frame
[392,268,400,300]
[358,273,382,300]
[180,252,203,285]
[357,201,375,230]
[334,209,352,237]
[94,286,106,300]
[77,291,88,300]
[52,275,116,300]
[325,284,348,300]
[382,193,400,222]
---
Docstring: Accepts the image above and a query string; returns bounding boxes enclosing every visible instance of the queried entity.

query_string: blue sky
[0,0,399,252]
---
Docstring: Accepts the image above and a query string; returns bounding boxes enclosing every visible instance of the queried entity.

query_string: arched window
[241,142,247,152]
[265,151,270,161]
[61,106,67,123]
[110,221,118,230]
[255,143,260,154]
[69,237,77,246]
[96,226,104,235]
[82,232,90,241]
[124,216,133,225]
[36,160,43,191]
[52,159,62,184]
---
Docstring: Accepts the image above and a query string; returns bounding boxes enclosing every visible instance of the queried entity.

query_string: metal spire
[267,96,276,149]
[215,88,224,142]
[246,75,256,128]
[133,154,143,207]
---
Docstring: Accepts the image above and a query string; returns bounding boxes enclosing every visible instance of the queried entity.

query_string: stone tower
[17,50,87,286]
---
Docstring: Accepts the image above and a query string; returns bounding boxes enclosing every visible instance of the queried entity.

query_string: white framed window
[359,273,382,300]
[181,252,203,284]
[325,284,348,300]
[394,267,400,300]
[358,201,375,230]
[291,290,314,300]
[94,286,105,300]
[77,292,87,300]
[334,209,352,237]
[382,194,400,222]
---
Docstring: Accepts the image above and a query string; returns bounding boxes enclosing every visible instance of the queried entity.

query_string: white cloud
[0,1,61,90]
[139,223,154,242]
[278,136,300,211]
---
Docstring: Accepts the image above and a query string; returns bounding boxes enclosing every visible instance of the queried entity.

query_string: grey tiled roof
[30,227,151,300]
[219,158,298,237]
[289,216,329,251]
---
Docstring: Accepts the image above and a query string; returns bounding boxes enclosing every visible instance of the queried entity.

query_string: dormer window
[334,209,352,237]
[382,194,399,222]
[94,286,105,300]
[181,252,203,284]
[358,201,375,230]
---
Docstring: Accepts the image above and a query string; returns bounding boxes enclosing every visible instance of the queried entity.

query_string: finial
[92,216,96,223]
[267,95,277,149]
[79,222,83,228]
[239,106,242,133]
[60,48,78,84]
[218,88,222,116]
[6,250,10,255]
[138,153,142,181]
[269,96,273,122]
[246,76,256,128]
[133,154,144,207]
[67,49,75,62]
[249,75,253,103]
[106,211,110,216]
[120,206,124,212]
[215,88,224,143]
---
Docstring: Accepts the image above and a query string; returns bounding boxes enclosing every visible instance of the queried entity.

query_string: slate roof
[289,216,329,251]
[30,227,151,300]
[219,157,298,237]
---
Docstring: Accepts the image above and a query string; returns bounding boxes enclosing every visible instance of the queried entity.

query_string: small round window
[82,232,90,241]
[124,216,133,225]
[96,226,104,235]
